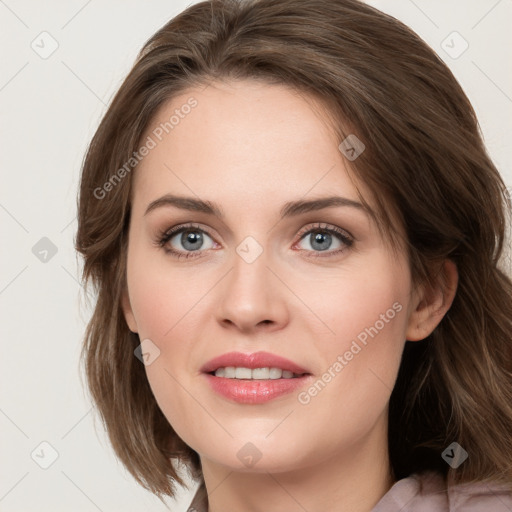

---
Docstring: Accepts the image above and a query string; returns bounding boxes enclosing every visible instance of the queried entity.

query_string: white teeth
[235,367,252,379]
[213,366,301,379]
[252,367,270,379]
[269,367,282,379]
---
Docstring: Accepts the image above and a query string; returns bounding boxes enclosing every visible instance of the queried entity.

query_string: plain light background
[1,1,511,511]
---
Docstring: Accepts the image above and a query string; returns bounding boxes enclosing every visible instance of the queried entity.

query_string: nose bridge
[216,233,288,330]
[229,236,271,303]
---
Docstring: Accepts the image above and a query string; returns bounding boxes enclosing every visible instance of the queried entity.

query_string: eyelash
[154,222,354,260]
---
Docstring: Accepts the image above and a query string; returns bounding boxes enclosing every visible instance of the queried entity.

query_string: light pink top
[188,471,512,511]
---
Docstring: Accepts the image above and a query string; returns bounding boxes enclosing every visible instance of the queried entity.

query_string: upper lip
[200,351,310,375]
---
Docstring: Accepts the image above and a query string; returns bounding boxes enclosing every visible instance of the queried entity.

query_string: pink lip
[203,373,313,404]
[200,351,310,375]
[200,351,313,404]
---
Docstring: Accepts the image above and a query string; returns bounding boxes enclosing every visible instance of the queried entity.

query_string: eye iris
[181,230,203,251]
[311,231,332,251]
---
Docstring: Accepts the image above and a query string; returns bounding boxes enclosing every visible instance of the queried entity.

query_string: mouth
[200,351,313,404]
[202,371,313,404]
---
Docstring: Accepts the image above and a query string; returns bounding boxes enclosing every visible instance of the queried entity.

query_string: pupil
[182,230,202,250]
[311,231,331,251]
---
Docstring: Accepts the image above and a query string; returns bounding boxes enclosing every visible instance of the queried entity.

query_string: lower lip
[203,373,313,404]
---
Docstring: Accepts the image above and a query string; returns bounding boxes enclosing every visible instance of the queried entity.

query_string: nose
[215,244,289,334]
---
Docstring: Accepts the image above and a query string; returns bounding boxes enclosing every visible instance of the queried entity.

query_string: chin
[200,437,312,474]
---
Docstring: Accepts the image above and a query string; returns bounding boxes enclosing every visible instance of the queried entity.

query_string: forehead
[132,79,370,216]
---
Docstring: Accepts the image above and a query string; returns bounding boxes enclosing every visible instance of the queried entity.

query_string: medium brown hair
[75,0,512,499]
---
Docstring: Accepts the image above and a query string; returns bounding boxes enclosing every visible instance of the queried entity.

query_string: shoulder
[446,474,512,512]
[187,472,512,512]
[372,470,512,512]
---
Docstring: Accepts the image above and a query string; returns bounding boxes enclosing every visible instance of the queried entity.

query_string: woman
[75,0,512,510]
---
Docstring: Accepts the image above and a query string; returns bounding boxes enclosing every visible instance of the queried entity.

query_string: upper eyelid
[297,223,353,239]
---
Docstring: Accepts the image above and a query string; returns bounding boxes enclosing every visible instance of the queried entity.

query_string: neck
[199,414,395,512]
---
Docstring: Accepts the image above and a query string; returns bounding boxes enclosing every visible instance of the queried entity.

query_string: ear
[406,259,458,341]
[121,286,139,334]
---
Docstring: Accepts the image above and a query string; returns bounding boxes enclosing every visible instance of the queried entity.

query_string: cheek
[125,249,208,419]
[126,259,201,442]
[126,243,192,339]
[299,253,410,353]
[296,256,410,411]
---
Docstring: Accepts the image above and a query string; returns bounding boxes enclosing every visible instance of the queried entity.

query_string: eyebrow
[144,194,369,219]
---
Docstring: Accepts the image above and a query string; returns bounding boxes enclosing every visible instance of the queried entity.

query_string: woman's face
[122,79,423,473]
